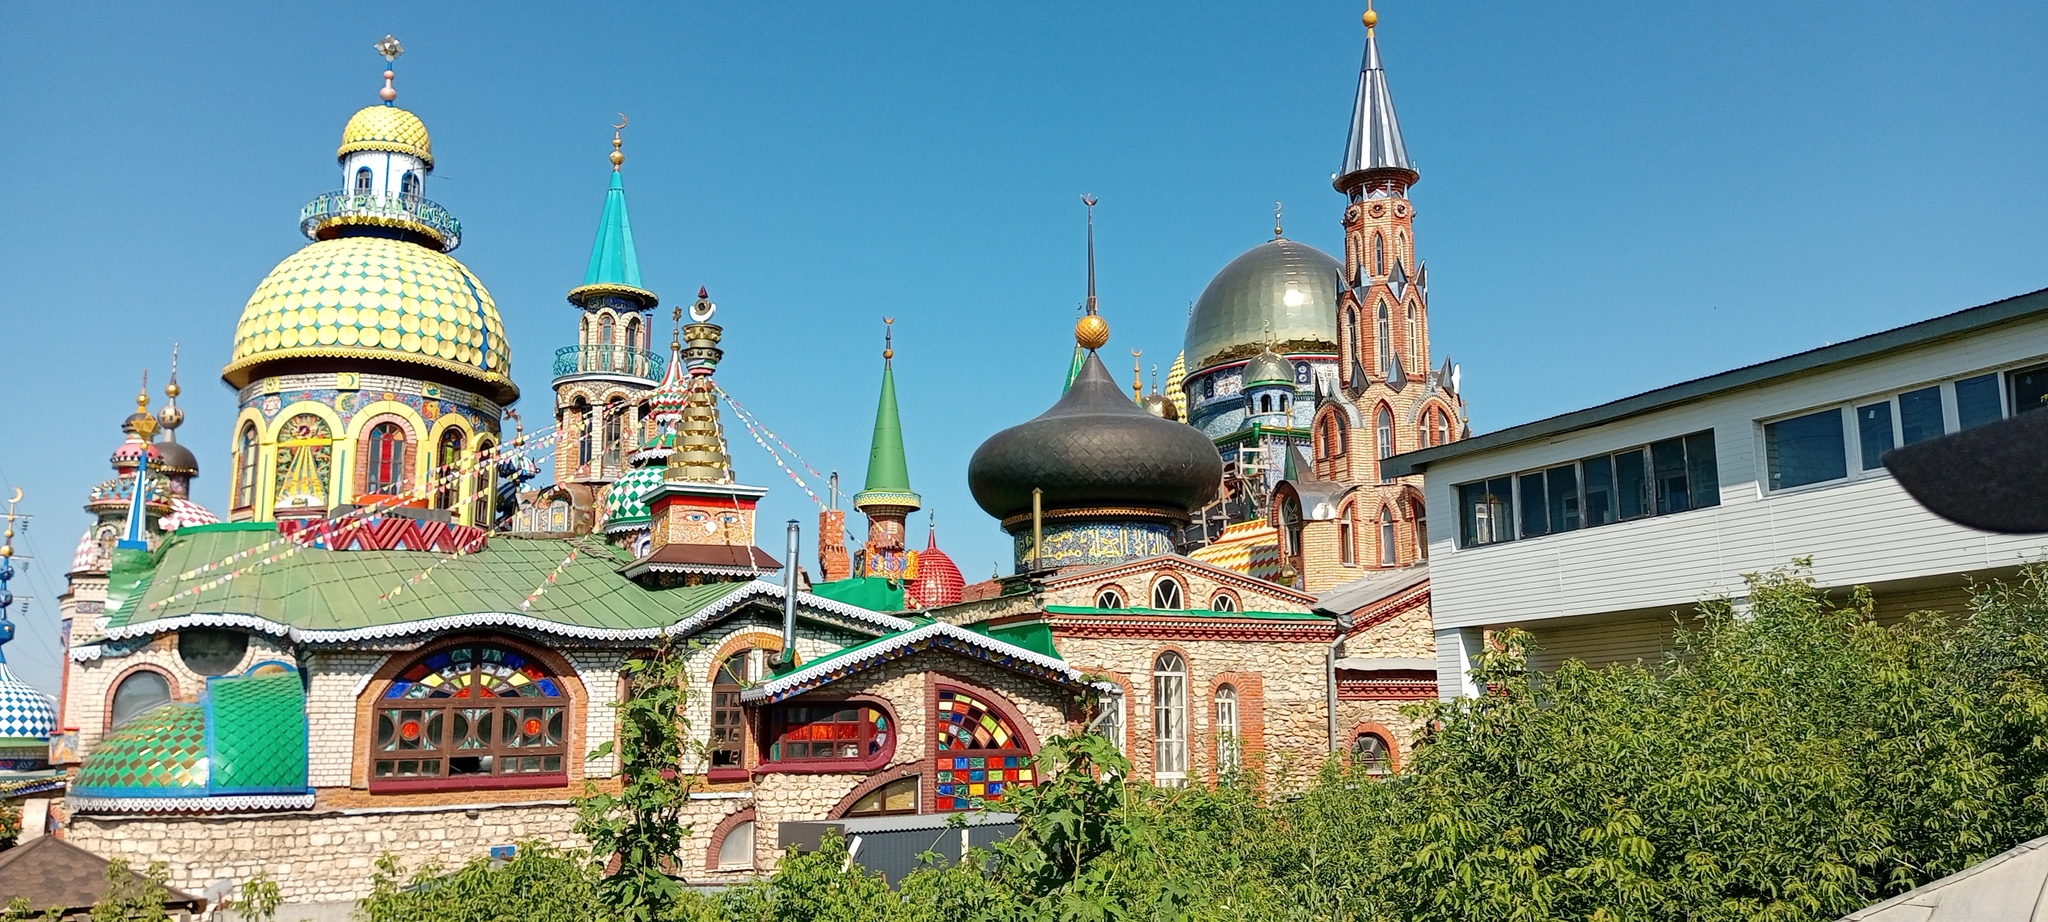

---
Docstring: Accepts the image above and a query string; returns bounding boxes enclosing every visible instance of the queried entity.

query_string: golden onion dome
[222,236,516,403]
[338,105,433,167]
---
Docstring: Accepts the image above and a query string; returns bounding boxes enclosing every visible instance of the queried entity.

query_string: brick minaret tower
[1286,7,1471,590]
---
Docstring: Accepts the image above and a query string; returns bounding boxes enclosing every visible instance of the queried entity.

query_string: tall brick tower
[1281,7,1470,590]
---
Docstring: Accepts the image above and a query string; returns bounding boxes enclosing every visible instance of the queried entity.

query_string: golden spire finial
[1,487,17,559]
[1274,200,1284,239]
[136,369,150,414]
[158,343,185,432]
[671,302,683,349]
[611,113,628,170]
[1131,348,1144,400]
[1363,3,1377,33]
[882,317,896,362]
[1074,194,1111,350]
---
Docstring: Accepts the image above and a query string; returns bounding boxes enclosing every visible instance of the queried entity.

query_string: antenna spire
[1073,195,1110,350]
[1274,200,1284,239]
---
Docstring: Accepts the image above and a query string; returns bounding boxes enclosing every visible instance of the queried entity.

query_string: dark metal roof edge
[1383,286,2048,477]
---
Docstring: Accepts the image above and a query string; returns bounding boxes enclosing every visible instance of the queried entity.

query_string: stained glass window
[767,704,890,764]
[934,688,1034,812]
[373,642,566,787]
[365,422,407,495]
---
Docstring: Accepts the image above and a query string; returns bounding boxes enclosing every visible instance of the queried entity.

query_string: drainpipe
[1031,488,1044,573]
[781,519,800,665]
[1326,614,1354,753]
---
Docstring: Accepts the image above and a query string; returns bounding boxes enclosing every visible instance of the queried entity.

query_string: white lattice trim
[66,793,317,814]
[80,579,911,656]
[742,621,1084,702]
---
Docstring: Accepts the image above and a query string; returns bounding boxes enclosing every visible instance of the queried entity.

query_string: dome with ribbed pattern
[338,105,433,166]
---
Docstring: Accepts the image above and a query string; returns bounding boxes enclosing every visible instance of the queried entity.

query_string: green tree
[575,640,699,922]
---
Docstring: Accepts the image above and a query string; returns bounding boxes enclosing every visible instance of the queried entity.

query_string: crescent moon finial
[7,487,21,505]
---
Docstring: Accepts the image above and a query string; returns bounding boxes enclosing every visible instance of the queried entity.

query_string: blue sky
[1,1,2042,691]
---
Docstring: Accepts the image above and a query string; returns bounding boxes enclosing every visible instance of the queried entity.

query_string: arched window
[603,398,626,471]
[599,313,615,350]
[934,688,1034,811]
[109,670,172,729]
[274,414,333,509]
[1373,232,1386,277]
[1259,394,1272,414]
[624,316,642,353]
[1340,510,1356,566]
[715,820,755,870]
[1415,501,1429,560]
[1279,394,1289,413]
[573,400,593,466]
[1209,593,1237,613]
[364,422,407,495]
[399,171,421,201]
[711,651,766,771]
[1375,304,1392,374]
[546,498,571,532]
[846,776,920,817]
[1152,652,1188,784]
[234,423,259,509]
[1087,689,1126,755]
[434,429,466,509]
[1377,405,1395,461]
[1151,577,1184,610]
[353,167,374,195]
[1406,304,1420,371]
[373,641,568,788]
[1380,506,1398,566]
[1345,307,1360,368]
[1215,684,1240,773]
[471,438,496,527]
[1095,588,1124,609]
[1433,410,1452,446]
[1353,732,1393,775]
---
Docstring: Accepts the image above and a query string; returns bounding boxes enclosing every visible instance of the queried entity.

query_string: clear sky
[1,1,2042,692]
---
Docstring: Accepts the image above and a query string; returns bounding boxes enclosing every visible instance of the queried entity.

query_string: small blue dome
[0,662,57,745]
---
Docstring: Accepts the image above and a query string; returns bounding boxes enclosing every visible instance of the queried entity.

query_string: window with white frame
[1095,588,1125,609]
[1151,577,1184,610]
[1215,684,1240,774]
[1455,430,1719,548]
[1765,362,2044,492]
[1152,652,1188,784]
[1088,688,1125,755]
[1209,593,1237,612]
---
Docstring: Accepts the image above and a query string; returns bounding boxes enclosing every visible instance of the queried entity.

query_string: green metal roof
[104,525,752,641]
[582,171,643,289]
[206,669,309,795]
[73,705,208,797]
[810,576,906,612]
[854,360,918,510]
[1043,604,1329,621]
[971,620,1060,659]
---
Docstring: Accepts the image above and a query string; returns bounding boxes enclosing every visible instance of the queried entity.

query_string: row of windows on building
[565,397,655,472]
[232,415,495,519]
[1345,300,1426,386]
[1456,431,1721,548]
[1090,577,1238,612]
[1315,404,1455,468]
[1763,362,2046,491]
[353,167,421,201]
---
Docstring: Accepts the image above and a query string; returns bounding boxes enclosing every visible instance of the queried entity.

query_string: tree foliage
[576,640,700,922]
[358,565,2048,922]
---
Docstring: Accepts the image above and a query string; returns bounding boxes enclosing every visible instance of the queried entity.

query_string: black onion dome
[154,438,200,476]
[970,352,1222,524]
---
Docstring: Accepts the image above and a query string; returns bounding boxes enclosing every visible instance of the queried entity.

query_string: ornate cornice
[1045,613,1336,643]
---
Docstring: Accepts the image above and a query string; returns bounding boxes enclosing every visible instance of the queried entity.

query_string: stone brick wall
[1349,600,1435,659]
[1054,635,1331,790]
[303,651,382,788]
[1043,562,1310,614]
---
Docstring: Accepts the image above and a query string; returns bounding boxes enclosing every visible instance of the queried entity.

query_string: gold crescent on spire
[611,113,628,169]
[883,317,896,361]
[7,487,21,505]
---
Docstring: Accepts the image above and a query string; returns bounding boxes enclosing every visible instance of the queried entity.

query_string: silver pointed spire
[1338,6,1415,187]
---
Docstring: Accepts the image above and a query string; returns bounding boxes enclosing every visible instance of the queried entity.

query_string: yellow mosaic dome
[338,105,433,166]
[222,236,516,403]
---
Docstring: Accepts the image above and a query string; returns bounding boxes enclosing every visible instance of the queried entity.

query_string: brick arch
[1146,573,1187,610]
[103,663,181,732]
[351,633,589,789]
[1091,583,1130,608]
[925,674,1045,812]
[704,807,758,870]
[828,760,925,818]
[1348,721,1402,772]
[351,411,418,499]
[705,628,785,683]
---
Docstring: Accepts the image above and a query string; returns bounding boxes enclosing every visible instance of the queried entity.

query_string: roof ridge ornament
[373,35,404,105]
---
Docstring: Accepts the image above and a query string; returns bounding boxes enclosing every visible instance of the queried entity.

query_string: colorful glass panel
[933,689,1034,811]
[373,643,566,785]
[767,705,889,763]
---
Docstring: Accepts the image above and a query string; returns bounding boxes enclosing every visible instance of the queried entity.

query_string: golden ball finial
[1363,8,1378,28]
[610,147,625,168]
[1075,314,1111,351]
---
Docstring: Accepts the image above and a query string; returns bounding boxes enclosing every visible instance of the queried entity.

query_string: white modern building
[1384,288,2048,698]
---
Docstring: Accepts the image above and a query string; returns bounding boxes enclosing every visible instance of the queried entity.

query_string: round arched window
[846,776,920,817]
[1151,578,1184,610]
[109,671,172,729]
[716,820,755,870]
[1095,588,1124,609]
[178,629,248,676]
[1353,732,1393,775]
[1209,593,1237,613]
[374,642,567,788]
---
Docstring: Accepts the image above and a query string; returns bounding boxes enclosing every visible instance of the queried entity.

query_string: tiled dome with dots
[221,236,516,402]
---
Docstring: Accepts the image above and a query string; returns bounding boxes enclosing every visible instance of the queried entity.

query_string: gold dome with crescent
[338,105,433,166]
[222,236,516,403]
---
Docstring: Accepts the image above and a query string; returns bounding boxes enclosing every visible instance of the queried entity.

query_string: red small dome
[110,437,161,468]
[909,531,965,608]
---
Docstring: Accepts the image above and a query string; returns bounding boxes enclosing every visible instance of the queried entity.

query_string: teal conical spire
[854,321,920,513]
[569,122,655,307]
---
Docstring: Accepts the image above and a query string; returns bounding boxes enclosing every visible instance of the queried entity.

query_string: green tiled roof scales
[854,357,920,510]
[207,670,310,795]
[583,171,642,289]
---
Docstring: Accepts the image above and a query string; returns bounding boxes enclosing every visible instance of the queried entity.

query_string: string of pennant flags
[715,385,828,510]
[518,547,579,611]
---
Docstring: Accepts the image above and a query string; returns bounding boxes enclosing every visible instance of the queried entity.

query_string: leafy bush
[356,565,2048,922]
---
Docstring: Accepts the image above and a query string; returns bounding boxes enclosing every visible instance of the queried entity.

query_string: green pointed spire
[583,170,643,289]
[854,324,920,512]
[1063,343,1086,392]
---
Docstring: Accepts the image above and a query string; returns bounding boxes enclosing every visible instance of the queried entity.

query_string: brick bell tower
[1284,7,1471,590]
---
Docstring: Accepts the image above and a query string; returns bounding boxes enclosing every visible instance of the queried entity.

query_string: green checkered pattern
[208,670,309,794]
[73,705,208,796]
